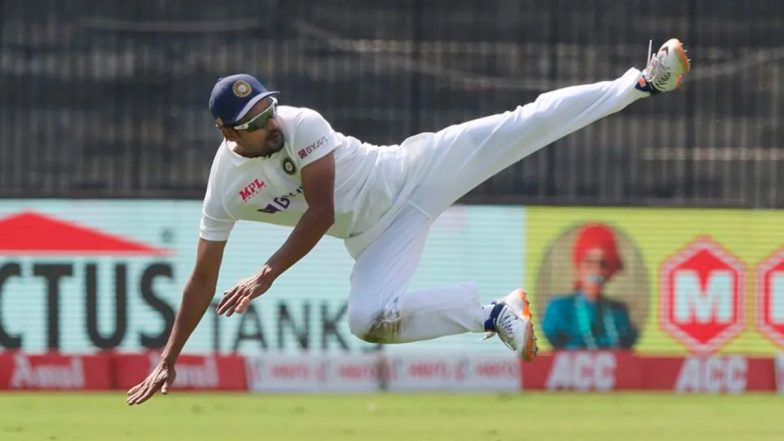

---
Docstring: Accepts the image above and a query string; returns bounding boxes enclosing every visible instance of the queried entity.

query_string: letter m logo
[660,237,745,353]
[674,270,733,324]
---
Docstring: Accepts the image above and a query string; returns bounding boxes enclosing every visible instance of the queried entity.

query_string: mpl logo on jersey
[660,237,745,353]
[239,178,266,202]
[756,249,784,348]
[0,211,176,352]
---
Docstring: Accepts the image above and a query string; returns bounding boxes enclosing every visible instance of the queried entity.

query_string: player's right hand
[126,360,177,406]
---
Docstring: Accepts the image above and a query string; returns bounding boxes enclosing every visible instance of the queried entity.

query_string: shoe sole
[667,38,691,75]
[510,289,538,362]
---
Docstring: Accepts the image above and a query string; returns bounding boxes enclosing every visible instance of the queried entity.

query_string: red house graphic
[0,212,168,256]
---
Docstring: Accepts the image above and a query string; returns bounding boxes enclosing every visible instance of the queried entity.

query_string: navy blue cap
[209,74,279,126]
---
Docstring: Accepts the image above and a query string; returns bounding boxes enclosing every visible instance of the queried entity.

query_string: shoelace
[649,57,672,89]
[644,39,676,90]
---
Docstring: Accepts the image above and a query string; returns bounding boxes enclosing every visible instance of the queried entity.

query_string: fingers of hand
[216,286,236,310]
[220,286,255,317]
[236,296,251,314]
[217,287,243,316]
[128,384,156,406]
[127,379,157,405]
[224,293,248,317]
[126,382,144,396]
[217,275,268,317]
[162,370,177,395]
[126,369,168,405]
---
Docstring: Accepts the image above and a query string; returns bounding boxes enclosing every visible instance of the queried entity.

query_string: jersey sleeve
[199,155,236,242]
[288,108,337,168]
[199,209,234,242]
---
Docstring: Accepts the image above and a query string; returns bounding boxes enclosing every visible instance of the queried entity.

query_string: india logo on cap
[232,80,252,98]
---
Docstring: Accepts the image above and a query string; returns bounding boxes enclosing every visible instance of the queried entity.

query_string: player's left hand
[126,360,176,406]
[216,265,275,316]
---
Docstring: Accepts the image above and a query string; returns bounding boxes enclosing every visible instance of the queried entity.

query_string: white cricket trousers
[347,68,648,344]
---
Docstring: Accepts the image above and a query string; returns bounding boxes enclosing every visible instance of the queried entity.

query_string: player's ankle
[482,303,504,332]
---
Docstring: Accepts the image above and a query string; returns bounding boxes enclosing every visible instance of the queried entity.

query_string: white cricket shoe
[639,38,691,93]
[484,289,538,362]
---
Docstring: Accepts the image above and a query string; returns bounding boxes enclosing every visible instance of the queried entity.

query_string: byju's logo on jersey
[297,136,328,159]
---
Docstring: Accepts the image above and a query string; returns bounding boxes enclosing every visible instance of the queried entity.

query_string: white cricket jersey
[199,105,426,255]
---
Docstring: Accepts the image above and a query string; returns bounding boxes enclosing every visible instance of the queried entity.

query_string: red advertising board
[0,352,112,390]
[113,352,247,391]
[521,351,640,391]
[521,351,776,392]
[642,355,775,393]
[0,351,780,393]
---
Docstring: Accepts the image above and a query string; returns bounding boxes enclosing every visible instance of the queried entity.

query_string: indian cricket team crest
[232,80,252,98]
[282,157,297,175]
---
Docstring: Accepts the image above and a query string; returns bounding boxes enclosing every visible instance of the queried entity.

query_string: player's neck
[230,141,271,158]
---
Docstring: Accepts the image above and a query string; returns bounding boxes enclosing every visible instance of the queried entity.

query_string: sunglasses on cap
[231,97,278,132]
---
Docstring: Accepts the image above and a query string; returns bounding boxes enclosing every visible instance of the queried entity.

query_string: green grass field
[0,392,782,441]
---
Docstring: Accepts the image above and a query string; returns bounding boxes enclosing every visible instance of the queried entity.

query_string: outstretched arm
[127,238,226,405]
[216,151,336,316]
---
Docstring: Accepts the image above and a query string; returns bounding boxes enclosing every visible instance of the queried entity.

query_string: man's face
[222,97,284,156]
[577,248,614,300]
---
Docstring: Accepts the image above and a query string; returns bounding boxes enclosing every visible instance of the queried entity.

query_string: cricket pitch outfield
[0,392,781,441]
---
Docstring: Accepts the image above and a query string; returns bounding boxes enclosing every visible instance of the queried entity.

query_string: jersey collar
[223,139,272,167]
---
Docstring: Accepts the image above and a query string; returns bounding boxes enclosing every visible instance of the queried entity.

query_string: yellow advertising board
[526,207,784,355]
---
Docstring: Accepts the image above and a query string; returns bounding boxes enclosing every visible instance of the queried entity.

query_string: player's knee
[347,307,375,341]
[348,306,397,344]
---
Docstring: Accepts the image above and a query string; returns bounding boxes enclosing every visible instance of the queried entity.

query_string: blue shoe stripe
[635,77,659,95]
[484,302,506,332]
